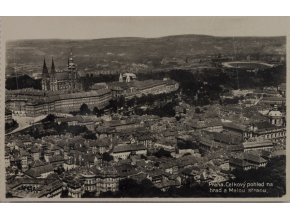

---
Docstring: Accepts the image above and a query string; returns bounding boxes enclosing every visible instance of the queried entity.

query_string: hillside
[6,34,286,74]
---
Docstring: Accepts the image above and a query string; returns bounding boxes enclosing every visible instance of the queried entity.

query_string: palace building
[42,51,80,91]
[110,74,179,99]
[6,88,112,117]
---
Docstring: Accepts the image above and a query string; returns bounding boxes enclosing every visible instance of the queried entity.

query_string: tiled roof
[49,155,65,163]
[243,140,273,149]
[223,122,247,131]
[113,144,146,153]
[30,146,40,153]
[262,96,286,101]
[53,72,71,80]
[24,164,54,178]
[229,157,251,167]
[92,166,119,178]
[253,121,278,131]
[37,180,63,198]
[30,160,46,168]
[243,153,267,164]
[213,131,243,145]
[8,178,45,189]
[163,130,178,137]
[199,139,218,148]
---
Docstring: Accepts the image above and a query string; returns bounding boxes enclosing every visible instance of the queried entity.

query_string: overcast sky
[2,17,290,40]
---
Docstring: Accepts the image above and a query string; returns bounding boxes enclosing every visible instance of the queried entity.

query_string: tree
[60,189,69,198]
[109,99,118,113]
[42,114,56,124]
[5,119,19,133]
[80,103,91,115]
[67,125,88,135]
[117,178,163,197]
[154,148,172,158]
[83,131,97,140]
[118,96,126,108]
[195,107,201,113]
[6,192,13,198]
[102,152,113,162]
[93,107,101,116]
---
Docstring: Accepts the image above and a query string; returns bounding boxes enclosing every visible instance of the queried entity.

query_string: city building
[66,180,83,198]
[112,144,147,161]
[247,122,286,143]
[223,116,286,143]
[24,164,54,179]
[63,166,121,197]
[261,96,286,106]
[56,116,100,131]
[229,153,267,171]
[109,75,179,99]
[267,105,285,127]
[242,139,274,152]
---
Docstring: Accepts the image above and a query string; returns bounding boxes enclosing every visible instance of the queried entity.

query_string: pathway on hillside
[6,114,47,135]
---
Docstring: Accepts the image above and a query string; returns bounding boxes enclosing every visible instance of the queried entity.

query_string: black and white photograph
[1,16,289,201]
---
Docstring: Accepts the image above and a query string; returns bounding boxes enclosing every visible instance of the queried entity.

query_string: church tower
[41,58,50,91]
[51,57,56,74]
[50,57,56,91]
[67,50,78,89]
[268,105,283,126]
[119,73,123,82]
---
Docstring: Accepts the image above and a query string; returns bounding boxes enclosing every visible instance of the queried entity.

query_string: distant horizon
[2,17,290,41]
[5,34,287,43]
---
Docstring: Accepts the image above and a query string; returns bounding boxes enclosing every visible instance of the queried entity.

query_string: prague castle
[6,51,179,117]
[42,51,81,91]
[6,51,112,117]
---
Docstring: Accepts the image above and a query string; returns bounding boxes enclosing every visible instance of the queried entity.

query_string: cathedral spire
[69,49,74,64]
[68,49,76,71]
[51,57,56,74]
[42,57,49,77]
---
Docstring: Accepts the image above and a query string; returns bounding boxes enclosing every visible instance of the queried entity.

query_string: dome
[268,105,282,117]
[268,110,282,117]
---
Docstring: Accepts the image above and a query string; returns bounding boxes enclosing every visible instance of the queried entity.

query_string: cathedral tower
[50,57,56,91]
[51,57,56,74]
[41,58,50,91]
[67,50,78,89]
